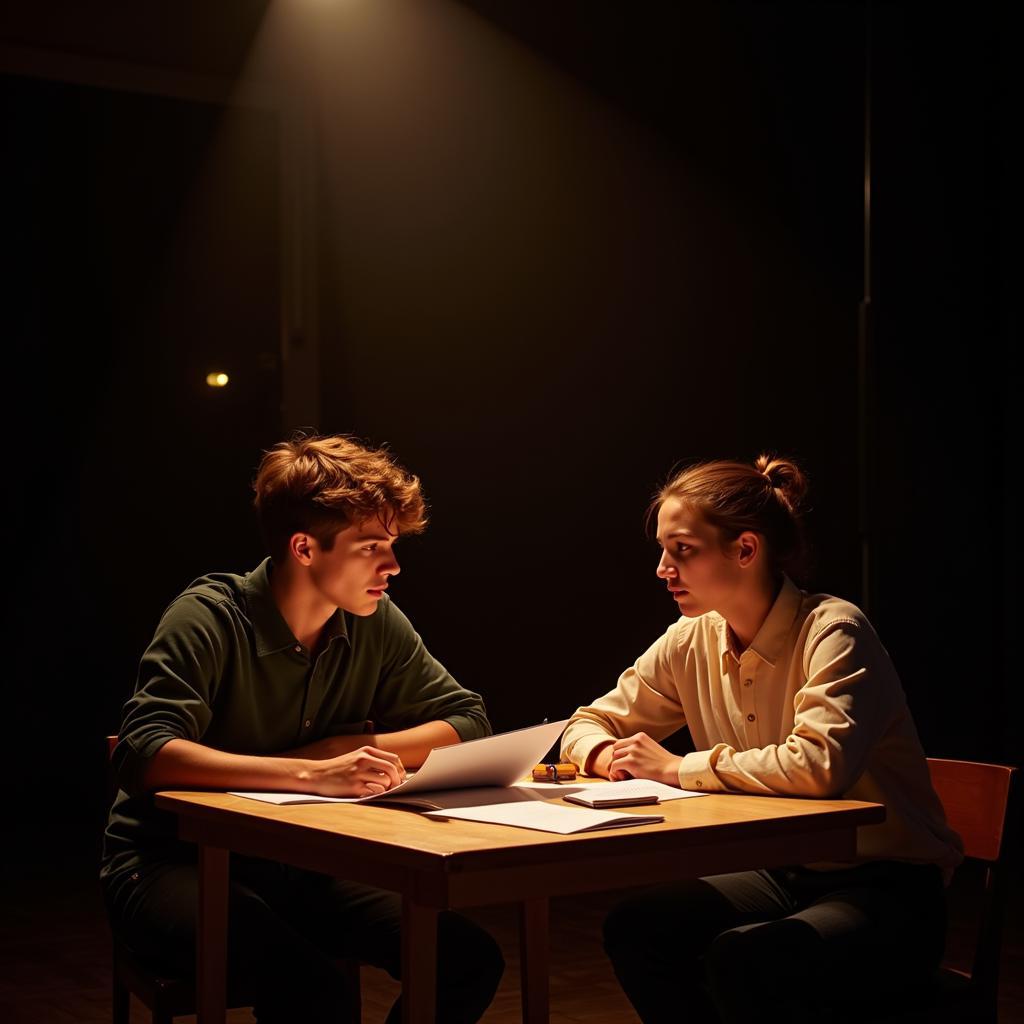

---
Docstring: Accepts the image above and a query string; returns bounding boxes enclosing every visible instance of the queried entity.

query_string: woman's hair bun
[753,454,808,513]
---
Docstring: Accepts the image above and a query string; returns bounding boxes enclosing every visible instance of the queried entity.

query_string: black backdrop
[0,1,1013,847]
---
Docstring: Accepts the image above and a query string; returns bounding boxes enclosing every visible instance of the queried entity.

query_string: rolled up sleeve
[112,596,227,797]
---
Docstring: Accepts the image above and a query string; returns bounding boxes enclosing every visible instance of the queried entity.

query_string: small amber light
[206,372,230,388]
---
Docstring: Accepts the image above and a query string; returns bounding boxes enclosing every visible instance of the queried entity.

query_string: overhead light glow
[206,372,230,388]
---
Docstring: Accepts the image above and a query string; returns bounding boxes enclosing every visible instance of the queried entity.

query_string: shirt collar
[718,620,738,673]
[717,574,803,670]
[747,574,803,666]
[242,557,350,657]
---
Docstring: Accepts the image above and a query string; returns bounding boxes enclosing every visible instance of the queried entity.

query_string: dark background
[0,1,1013,851]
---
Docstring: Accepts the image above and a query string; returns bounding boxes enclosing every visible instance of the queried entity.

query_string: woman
[561,455,961,1023]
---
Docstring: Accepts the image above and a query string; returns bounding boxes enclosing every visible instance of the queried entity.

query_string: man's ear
[287,532,315,566]
[735,531,761,568]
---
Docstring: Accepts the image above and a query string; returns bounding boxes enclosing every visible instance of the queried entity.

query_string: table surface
[155,787,885,1023]
[156,788,886,907]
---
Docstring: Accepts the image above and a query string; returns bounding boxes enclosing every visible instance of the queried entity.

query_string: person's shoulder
[797,590,875,644]
[183,569,247,601]
[345,591,413,641]
[376,591,416,631]
[794,589,901,687]
[666,609,723,652]
[159,570,249,627]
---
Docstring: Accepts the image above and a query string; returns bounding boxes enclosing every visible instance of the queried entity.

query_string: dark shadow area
[0,0,1015,1018]
[1,843,1021,1022]
[2,71,282,846]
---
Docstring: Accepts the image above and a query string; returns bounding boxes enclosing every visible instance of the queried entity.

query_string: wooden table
[155,789,884,1023]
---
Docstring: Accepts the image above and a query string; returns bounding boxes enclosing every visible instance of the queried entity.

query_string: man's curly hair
[254,434,426,560]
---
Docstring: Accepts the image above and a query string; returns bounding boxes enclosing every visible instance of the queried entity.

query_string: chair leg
[112,972,130,1024]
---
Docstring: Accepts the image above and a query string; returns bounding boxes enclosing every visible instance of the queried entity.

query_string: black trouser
[603,861,946,1024]
[104,854,504,1023]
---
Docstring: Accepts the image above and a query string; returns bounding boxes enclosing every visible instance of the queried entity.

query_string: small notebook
[562,779,704,808]
[564,791,659,808]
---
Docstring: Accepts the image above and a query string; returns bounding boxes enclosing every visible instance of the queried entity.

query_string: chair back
[927,758,1015,862]
[926,757,1018,1007]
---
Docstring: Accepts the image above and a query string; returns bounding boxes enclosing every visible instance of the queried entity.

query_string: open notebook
[423,800,664,834]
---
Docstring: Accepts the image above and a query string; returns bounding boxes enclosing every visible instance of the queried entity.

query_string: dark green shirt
[101,558,490,887]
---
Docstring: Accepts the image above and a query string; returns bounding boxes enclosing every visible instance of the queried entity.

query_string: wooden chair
[869,757,1019,1023]
[105,737,363,1023]
[112,940,271,1024]
[112,944,363,1024]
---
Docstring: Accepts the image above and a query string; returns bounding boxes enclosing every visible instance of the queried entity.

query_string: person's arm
[285,721,460,769]
[560,622,686,776]
[111,593,230,798]
[142,737,404,797]
[113,593,406,799]
[584,741,616,778]
[675,617,900,797]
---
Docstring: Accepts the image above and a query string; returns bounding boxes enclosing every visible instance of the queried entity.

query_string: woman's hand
[608,732,681,786]
[311,745,406,797]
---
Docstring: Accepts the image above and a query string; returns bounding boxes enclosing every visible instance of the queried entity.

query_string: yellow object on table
[532,762,578,782]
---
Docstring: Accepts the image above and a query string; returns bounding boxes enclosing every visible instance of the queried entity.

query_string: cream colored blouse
[561,576,963,874]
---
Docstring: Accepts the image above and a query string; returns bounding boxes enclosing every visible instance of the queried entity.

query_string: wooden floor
[1,850,1021,1023]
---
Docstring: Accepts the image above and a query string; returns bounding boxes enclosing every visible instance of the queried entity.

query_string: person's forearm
[585,741,614,778]
[287,720,460,769]
[141,737,318,793]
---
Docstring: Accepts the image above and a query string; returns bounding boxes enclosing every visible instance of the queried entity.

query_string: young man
[101,434,503,1023]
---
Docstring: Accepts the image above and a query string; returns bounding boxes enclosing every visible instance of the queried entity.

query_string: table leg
[402,899,438,1024]
[196,843,229,1024]
[519,896,550,1024]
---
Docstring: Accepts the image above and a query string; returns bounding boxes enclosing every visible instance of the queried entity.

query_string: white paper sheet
[230,719,569,805]
[423,801,664,834]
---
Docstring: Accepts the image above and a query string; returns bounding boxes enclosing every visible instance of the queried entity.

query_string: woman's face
[654,497,747,618]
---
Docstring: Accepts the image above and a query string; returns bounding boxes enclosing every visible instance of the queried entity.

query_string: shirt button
[747,713,756,722]
[744,679,753,687]
[294,645,302,653]
[304,720,312,728]
[695,779,703,788]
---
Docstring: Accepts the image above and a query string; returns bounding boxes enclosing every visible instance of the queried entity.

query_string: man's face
[654,497,744,618]
[307,520,401,616]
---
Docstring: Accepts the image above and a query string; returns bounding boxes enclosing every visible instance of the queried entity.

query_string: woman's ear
[735,530,761,568]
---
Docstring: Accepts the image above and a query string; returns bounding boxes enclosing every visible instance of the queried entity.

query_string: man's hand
[608,732,681,786]
[310,745,407,797]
